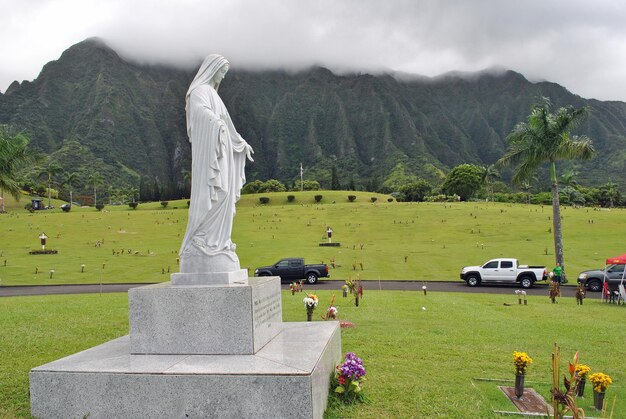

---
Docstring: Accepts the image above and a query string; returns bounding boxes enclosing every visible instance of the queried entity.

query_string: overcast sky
[2,0,626,101]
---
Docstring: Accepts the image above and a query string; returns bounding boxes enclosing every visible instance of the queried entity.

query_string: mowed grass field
[1,290,624,417]
[1,190,626,285]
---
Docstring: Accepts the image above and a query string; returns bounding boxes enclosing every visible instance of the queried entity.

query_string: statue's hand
[246,144,255,162]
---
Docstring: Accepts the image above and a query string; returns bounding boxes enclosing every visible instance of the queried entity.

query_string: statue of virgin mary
[178,54,254,275]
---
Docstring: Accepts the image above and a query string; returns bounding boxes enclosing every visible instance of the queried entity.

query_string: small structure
[31,198,43,210]
[320,226,341,247]
[29,232,58,255]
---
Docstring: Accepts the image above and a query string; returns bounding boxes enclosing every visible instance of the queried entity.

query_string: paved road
[0,280,598,299]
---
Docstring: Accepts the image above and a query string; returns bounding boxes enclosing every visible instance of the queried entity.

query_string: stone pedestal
[30,276,342,418]
[129,277,282,355]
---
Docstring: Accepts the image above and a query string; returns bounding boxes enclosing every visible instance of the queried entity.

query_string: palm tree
[519,181,533,205]
[497,98,595,278]
[39,162,63,209]
[480,164,500,202]
[600,178,619,208]
[89,172,104,206]
[559,170,579,189]
[62,172,79,207]
[0,126,30,213]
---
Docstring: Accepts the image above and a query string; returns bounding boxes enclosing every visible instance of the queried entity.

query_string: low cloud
[2,0,626,101]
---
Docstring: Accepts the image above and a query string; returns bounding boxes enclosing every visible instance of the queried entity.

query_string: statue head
[187,54,230,95]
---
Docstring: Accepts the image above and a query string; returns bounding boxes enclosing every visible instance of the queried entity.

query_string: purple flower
[338,352,366,380]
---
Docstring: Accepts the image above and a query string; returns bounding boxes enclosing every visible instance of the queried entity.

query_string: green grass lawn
[1,191,625,286]
[1,290,623,417]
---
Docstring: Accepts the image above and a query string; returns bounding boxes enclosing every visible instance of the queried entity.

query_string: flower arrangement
[588,372,612,393]
[321,294,338,320]
[303,293,318,321]
[513,351,533,375]
[551,346,584,418]
[333,352,366,403]
[326,306,337,319]
[575,364,591,380]
[290,282,297,295]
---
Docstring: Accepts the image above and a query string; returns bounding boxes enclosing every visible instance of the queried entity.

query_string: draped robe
[179,76,249,273]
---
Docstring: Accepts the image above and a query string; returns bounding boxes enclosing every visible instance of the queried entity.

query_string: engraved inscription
[253,293,282,327]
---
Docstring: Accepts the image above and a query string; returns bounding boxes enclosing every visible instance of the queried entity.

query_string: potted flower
[341,284,348,298]
[588,372,612,410]
[333,352,366,403]
[574,364,591,397]
[513,351,533,398]
[325,306,337,320]
[289,282,297,295]
[303,293,318,321]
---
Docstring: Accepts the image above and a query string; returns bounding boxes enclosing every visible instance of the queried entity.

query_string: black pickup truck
[254,258,329,284]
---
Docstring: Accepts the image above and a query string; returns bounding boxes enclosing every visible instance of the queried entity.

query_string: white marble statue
[179,54,254,274]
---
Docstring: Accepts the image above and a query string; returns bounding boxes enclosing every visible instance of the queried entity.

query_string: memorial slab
[30,322,341,419]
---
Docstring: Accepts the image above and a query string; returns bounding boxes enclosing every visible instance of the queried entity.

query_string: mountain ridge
[1,38,625,198]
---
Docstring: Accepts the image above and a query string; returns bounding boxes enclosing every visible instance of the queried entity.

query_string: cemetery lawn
[1,290,624,417]
[1,191,626,286]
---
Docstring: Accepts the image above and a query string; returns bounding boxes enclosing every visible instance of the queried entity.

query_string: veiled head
[188,54,230,93]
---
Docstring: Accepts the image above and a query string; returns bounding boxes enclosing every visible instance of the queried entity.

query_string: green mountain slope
[1,38,625,198]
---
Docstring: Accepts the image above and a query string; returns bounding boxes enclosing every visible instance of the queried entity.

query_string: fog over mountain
[3,1,626,101]
[1,39,625,199]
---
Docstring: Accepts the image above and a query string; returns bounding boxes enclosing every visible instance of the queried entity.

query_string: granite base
[30,322,341,419]
[129,277,282,355]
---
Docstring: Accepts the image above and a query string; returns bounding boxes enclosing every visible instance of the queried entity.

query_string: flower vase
[514,374,525,399]
[593,391,605,410]
[291,289,295,295]
[576,378,586,397]
[306,309,313,322]
[342,289,347,298]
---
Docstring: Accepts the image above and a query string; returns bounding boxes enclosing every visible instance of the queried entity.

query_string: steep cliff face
[1,38,625,196]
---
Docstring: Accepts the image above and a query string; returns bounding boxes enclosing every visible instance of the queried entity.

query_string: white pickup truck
[460,258,547,289]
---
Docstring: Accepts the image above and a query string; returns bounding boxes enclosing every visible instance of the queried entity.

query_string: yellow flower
[575,364,591,379]
[588,372,612,392]
[513,351,533,374]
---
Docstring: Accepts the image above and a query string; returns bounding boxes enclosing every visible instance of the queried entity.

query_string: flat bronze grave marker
[499,386,553,415]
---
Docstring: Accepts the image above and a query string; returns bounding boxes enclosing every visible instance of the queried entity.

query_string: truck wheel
[306,273,318,284]
[520,276,533,289]
[587,279,602,292]
[466,275,480,287]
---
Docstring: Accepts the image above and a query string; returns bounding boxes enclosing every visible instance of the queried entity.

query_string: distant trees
[441,164,483,201]
[382,163,417,193]
[242,179,287,194]
[497,98,595,277]
[480,164,500,202]
[398,180,433,202]
[0,126,30,212]
[89,171,104,207]
[39,162,62,208]
[62,172,79,206]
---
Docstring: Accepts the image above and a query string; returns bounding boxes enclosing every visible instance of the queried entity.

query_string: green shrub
[128,202,138,209]
[95,203,105,211]
[387,197,394,202]
[160,201,169,208]
[371,197,378,203]
[259,197,270,204]
[287,195,295,202]
[314,195,323,203]
[348,195,356,202]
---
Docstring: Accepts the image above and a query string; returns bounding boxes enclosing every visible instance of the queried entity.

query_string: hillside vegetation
[1,38,626,199]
